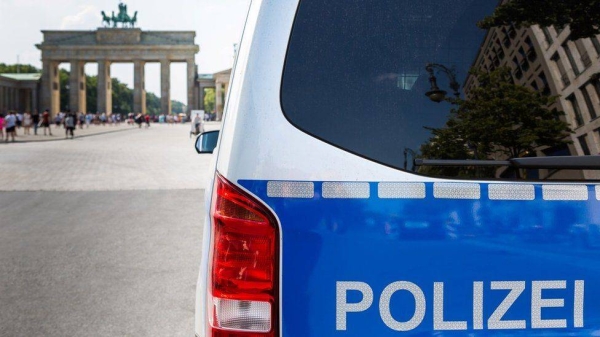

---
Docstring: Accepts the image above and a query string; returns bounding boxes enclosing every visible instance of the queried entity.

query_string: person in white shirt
[5,111,17,142]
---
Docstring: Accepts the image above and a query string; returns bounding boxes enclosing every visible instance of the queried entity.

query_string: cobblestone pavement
[0,123,220,336]
[0,123,219,191]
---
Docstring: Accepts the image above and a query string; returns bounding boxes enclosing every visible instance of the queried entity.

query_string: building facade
[465,22,600,179]
[0,74,41,114]
[196,68,231,121]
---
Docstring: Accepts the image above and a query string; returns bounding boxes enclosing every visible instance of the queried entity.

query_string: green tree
[146,92,161,115]
[171,100,187,114]
[86,76,97,113]
[111,78,133,113]
[479,0,600,40]
[204,88,215,113]
[0,63,39,74]
[59,69,70,111]
[420,67,572,178]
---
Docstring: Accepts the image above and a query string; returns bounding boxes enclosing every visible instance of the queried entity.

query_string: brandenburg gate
[36,28,199,115]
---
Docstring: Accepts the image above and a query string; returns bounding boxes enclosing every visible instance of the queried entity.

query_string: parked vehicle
[194,1,600,336]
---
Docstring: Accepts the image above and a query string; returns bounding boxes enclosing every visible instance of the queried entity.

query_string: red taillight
[207,173,279,337]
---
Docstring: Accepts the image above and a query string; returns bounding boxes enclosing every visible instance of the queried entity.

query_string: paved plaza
[0,123,218,336]
[0,123,219,191]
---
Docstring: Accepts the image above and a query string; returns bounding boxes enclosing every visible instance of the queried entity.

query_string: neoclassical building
[0,28,212,117]
[196,69,231,120]
[0,73,41,114]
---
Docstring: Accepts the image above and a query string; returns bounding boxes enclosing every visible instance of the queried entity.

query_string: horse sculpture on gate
[101,11,111,27]
[101,2,138,28]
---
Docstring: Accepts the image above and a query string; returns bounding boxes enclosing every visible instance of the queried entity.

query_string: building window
[539,72,551,95]
[397,73,419,90]
[527,48,538,62]
[552,53,570,87]
[496,46,505,60]
[581,86,598,119]
[568,94,584,127]
[563,43,581,75]
[578,135,591,155]
[593,79,600,101]
[502,28,511,48]
[592,37,600,55]
[508,25,517,39]
[575,40,592,68]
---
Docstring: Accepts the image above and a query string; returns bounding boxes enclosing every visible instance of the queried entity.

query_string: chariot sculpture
[101,2,138,28]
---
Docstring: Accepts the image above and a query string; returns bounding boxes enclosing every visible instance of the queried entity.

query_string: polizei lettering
[336,280,585,331]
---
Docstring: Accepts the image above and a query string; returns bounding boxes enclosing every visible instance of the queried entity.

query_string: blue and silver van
[195,1,600,336]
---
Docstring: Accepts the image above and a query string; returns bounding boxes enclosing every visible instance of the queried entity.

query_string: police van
[194,1,600,336]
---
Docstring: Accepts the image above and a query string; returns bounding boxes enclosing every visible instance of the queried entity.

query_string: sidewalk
[0,124,138,143]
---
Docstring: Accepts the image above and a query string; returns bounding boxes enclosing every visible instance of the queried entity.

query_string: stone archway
[37,28,199,116]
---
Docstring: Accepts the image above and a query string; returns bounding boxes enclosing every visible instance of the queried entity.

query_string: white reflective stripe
[322,182,370,199]
[542,185,588,201]
[378,182,426,199]
[212,297,271,332]
[488,184,535,201]
[596,186,600,201]
[433,183,480,200]
[267,181,314,198]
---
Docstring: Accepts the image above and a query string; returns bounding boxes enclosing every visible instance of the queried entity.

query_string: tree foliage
[0,63,40,74]
[204,87,215,113]
[479,0,600,40]
[420,67,572,178]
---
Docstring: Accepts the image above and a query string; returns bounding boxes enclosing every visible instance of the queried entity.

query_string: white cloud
[60,5,100,30]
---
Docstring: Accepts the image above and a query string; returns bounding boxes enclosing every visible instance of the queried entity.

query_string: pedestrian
[16,111,23,129]
[78,112,85,129]
[23,111,32,135]
[144,114,150,128]
[134,113,143,128]
[32,110,40,135]
[0,113,4,140]
[64,113,75,139]
[5,111,17,142]
[41,109,53,136]
[193,113,203,135]
[85,113,92,128]
[54,112,62,127]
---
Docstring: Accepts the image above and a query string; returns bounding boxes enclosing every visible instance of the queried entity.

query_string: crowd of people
[0,110,209,143]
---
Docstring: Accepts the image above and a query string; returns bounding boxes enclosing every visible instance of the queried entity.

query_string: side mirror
[195,130,220,154]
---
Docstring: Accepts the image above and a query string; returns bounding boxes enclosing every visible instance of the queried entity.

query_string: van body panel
[240,179,600,336]
[195,0,600,336]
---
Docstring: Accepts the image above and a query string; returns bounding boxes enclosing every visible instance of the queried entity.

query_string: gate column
[97,60,112,114]
[160,59,171,115]
[69,60,86,113]
[187,58,196,113]
[133,60,146,114]
[41,60,60,116]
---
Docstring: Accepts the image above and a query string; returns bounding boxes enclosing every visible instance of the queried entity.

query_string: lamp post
[403,147,417,171]
[425,63,461,103]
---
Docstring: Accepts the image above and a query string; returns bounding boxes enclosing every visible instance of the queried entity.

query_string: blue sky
[0,0,251,103]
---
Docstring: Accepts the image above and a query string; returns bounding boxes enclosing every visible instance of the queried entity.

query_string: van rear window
[281,0,600,181]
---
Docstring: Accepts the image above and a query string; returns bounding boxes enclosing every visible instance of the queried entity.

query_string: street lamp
[425,63,461,103]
